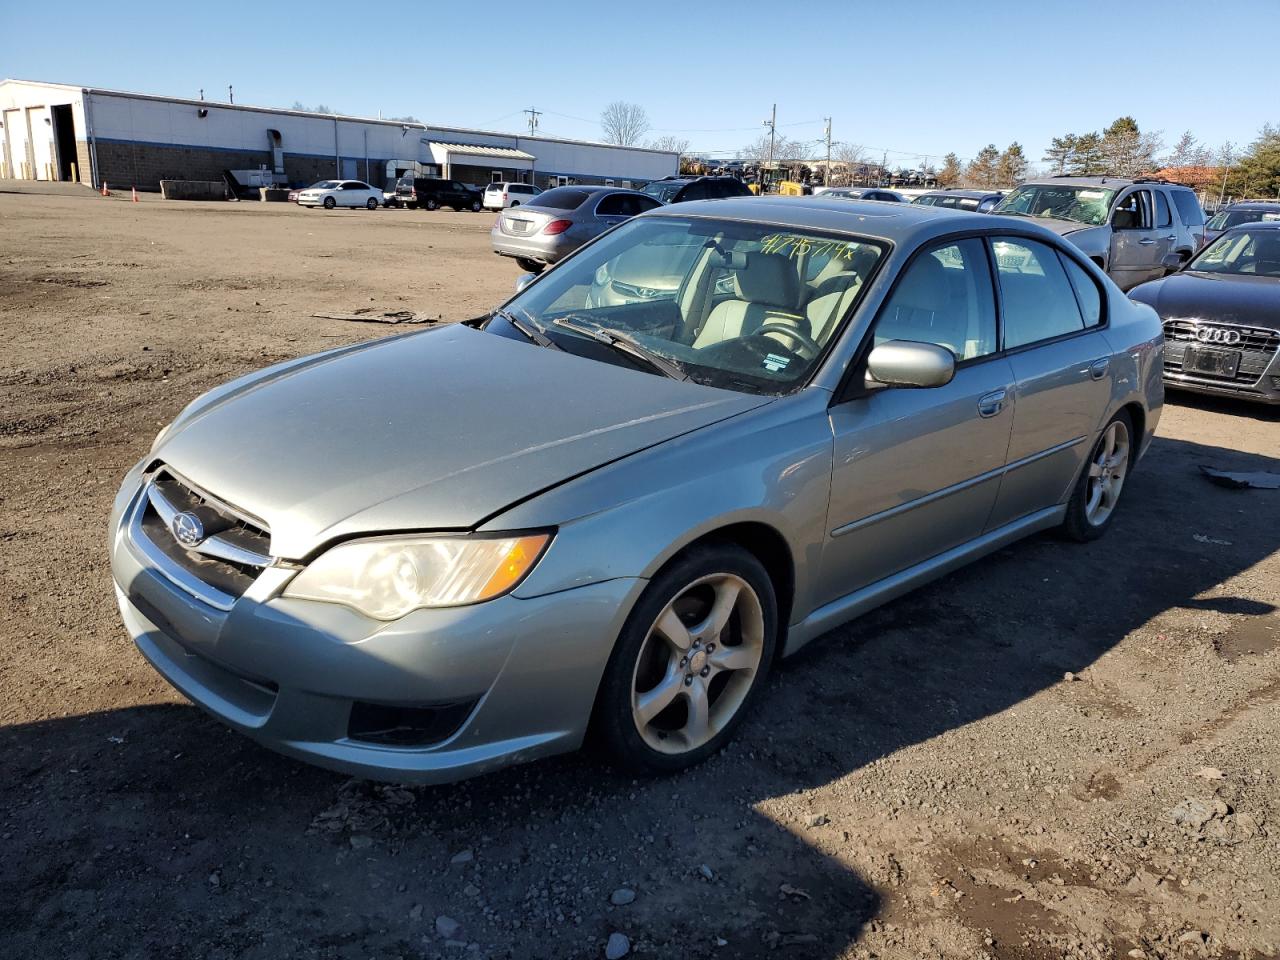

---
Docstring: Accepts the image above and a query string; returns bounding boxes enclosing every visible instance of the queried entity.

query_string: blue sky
[3,0,1276,169]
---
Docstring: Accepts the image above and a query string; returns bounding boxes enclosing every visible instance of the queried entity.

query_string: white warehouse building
[0,78,678,193]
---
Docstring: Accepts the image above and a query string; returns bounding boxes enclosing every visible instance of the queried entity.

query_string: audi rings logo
[1195,326,1242,346]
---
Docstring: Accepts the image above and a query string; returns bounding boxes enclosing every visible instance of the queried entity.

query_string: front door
[985,237,1115,528]
[1109,188,1165,290]
[818,237,1016,606]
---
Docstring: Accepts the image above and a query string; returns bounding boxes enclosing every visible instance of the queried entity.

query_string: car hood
[155,325,769,558]
[1016,215,1094,237]
[1129,271,1280,327]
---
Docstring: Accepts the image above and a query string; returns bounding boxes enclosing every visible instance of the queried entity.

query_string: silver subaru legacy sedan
[110,197,1164,783]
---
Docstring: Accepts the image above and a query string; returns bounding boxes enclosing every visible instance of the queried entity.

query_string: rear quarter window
[1170,190,1205,226]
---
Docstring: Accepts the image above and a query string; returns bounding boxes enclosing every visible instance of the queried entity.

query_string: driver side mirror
[514,273,537,293]
[865,340,956,389]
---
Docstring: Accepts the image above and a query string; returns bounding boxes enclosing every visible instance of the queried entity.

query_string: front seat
[875,253,965,355]
[694,253,804,348]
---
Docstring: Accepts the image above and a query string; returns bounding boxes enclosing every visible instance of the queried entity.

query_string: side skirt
[783,504,1066,656]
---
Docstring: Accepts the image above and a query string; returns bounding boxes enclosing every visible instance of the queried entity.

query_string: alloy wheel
[1084,419,1130,526]
[630,573,765,754]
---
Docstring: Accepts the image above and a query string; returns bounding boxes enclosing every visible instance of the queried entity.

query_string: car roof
[919,189,1000,199]
[1021,176,1133,188]
[636,195,1049,247]
[1221,219,1280,231]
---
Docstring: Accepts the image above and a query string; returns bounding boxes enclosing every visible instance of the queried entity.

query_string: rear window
[1170,189,1205,227]
[532,187,592,210]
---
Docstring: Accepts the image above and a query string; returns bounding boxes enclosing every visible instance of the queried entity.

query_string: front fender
[486,390,836,627]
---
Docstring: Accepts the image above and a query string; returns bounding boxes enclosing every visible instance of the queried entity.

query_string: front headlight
[283,533,550,620]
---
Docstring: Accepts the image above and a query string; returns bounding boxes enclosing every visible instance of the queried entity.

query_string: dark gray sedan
[490,185,661,273]
[111,198,1163,784]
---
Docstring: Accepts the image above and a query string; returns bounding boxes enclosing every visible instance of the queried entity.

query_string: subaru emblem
[171,511,205,547]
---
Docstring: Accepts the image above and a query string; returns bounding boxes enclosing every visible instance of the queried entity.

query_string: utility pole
[823,118,832,187]
[764,103,777,167]
[228,85,234,104]
[880,149,887,187]
[523,107,541,137]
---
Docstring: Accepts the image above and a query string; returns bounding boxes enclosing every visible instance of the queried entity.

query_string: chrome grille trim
[146,483,272,568]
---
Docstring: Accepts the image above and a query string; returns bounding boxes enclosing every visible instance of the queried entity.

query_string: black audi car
[1129,222,1280,405]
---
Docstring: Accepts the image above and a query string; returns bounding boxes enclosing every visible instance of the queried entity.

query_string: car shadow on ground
[2,433,1278,960]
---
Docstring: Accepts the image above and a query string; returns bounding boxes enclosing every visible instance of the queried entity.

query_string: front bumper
[1163,373,1280,404]
[109,475,642,783]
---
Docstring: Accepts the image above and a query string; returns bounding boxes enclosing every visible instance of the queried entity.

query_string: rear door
[819,237,1017,604]
[985,237,1113,529]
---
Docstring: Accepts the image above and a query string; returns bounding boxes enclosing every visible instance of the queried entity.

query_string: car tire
[515,258,544,274]
[323,196,336,210]
[366,198,378,210]
[470,199,482,212]
[1061,409,1134,542]
[593,543,777,775]
[424,198,439,211]
[510,201,520,208]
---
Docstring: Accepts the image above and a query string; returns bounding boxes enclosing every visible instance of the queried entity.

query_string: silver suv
[993,177,1205,290]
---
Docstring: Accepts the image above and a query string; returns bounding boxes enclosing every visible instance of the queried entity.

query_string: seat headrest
[733,253,802,311]
[894,253,950,313]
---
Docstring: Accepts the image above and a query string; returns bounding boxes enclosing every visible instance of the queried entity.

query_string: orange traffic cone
[132,187,138,203]
[101,181,109,196]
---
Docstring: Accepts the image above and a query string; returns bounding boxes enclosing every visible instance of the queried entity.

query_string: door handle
[977,389,1006,418]
[1164,235,1176,241]
[1089,357,1110,380]
[1138,238,1156,245]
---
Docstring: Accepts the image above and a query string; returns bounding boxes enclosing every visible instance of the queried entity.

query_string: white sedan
[296,180,383,210]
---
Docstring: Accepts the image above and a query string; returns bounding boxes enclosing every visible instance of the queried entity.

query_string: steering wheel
[754,321,822,360]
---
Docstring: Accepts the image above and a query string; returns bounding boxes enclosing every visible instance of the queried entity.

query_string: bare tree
[649,135,691,156]
[740,133,809,165]
[600,102,651,146]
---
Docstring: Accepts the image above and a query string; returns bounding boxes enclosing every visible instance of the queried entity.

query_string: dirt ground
[1,181,1278,960]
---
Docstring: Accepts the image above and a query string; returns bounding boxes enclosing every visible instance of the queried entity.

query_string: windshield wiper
[551,316,690,381]
[493,307,561,351]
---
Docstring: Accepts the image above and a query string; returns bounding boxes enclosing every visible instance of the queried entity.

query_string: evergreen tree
[995,142,1028,186]
[936,152,963,188]
[964,144,1001,187]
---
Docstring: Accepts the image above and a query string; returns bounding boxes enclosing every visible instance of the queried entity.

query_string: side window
[1058,253,1103,327]
[595,194,626,217]
[1154,189,1172,228]
[873,238,997,361]
[634,195,661,212]
[1171,190,1205,226]
[1112,191,1151,230]
[992,238,1086,349]
[680,182,709,202]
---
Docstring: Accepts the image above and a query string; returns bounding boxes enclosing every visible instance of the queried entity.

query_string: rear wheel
[1061,410,1133,542]
[323,196,336,210]
[515,257,544,274]
[366,197,378,210]
[594,544,777,774]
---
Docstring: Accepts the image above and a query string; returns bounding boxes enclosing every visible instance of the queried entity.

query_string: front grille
[138,469,272,602]
[1163,319,1280,386]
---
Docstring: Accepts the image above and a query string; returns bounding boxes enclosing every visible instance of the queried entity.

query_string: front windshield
[1187,229,1280,279]
[1207,209,1280,231]
[642,182,683,203]
[491,217,887,395]
[993,184,1116,226]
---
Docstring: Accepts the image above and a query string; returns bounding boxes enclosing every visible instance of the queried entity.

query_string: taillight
[542,219,571,235]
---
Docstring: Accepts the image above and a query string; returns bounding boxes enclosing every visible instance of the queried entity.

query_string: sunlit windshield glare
[498,217,886,395]
[1207,209,1280,231]
[1188,229,1280,279]
[994,185,1115,226]
[642,182,683,203]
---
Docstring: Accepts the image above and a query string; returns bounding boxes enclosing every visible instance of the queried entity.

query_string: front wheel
[323,196,336,210]
[593,544,777,775]
[1061,410,1133,542]
[424,198,439,211]
[469,199,482,212]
